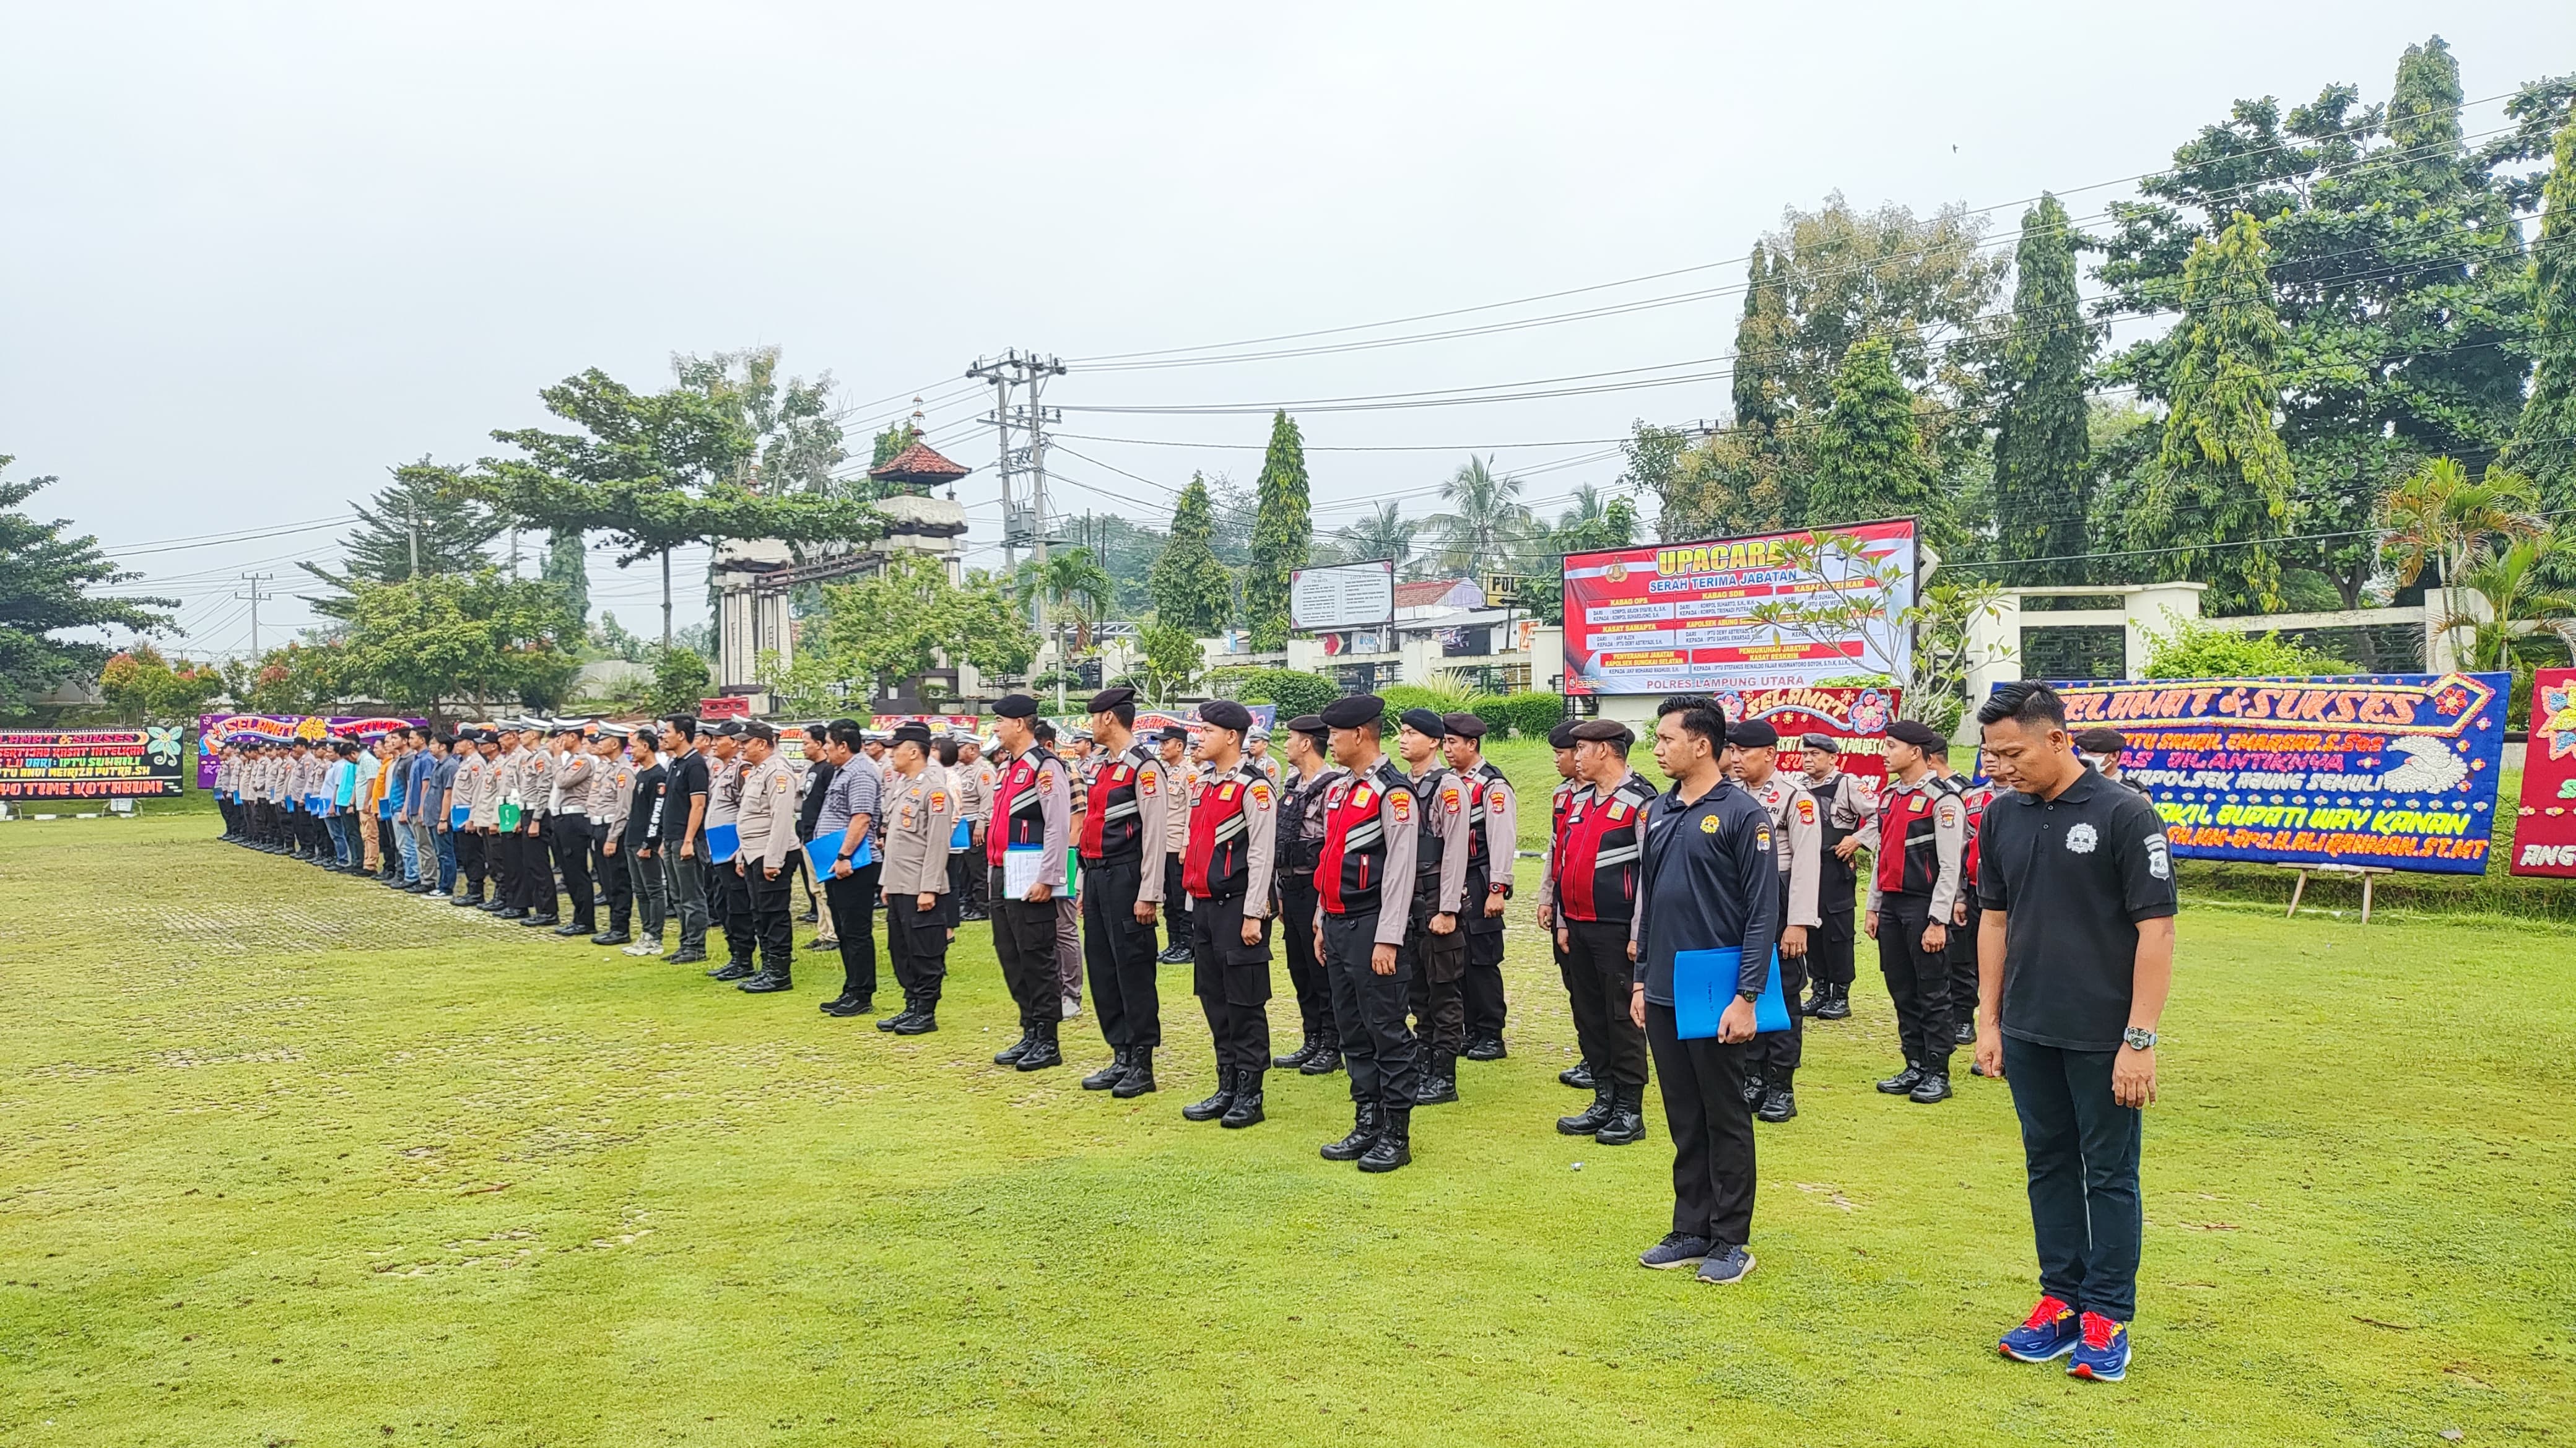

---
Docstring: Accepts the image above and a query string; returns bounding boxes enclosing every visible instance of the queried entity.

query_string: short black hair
[935,739,960,766]
[664,715,697,739]
[1976,680,2067,731]
[1660,695,1728,748]
[1655,693,1717,719]
[632,726,660,751]
[804,722,829,742]
[829,723,866,753]
[433,733,456,748]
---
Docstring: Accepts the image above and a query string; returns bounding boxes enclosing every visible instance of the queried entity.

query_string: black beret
[992,694,1039,719]
[1198,700,1253,732]
[1319,694,1383,730]
[1547,720,1580,749]
[1398,707,1445,739]
[1570,718,1632,745]
[1287,713,1329,740]
[1158,724,1190,743]
[1087,685,1137,713]
[1801,731,1837,753]
[1728,719,1779,748]
[2074,727,2128,754]
[1441,711,1487,739]
[1887,719,1944,748]
[891,722,933,747]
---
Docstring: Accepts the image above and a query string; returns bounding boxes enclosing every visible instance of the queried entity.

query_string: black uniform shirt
[1632,779,1779,1006]
[626,763,667,849]
[666,750,710,843]
[1975,768,2178,1052]
[798,757,837,841]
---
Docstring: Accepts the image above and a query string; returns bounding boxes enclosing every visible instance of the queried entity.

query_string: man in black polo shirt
[1975,681,2175,1385]
[1630,694,1777,1286]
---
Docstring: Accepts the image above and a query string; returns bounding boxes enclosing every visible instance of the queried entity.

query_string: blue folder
[1672,947,1794,1040]
[449,805,471,830]
[706,822,739,864]
[804,828,872,878]
[950,816,974,849]
[306,794,325,813]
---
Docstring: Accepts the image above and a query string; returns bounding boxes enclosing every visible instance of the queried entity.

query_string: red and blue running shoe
[1998,1295,2081,1362]
[2067,1312,2130,1381]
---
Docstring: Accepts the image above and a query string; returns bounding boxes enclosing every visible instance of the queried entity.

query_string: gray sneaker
[1638,1233,1712,1270]
[1695,1244,1756,1285]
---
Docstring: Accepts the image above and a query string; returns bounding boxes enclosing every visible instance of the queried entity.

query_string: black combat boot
[1415,1051,1458,1106]
[1320,1100,1379,1161]
[993,1028,1035,1065]
[738,966,792,994]
[894,1004,939,1035]
[1220,1070,1265,1128]
[1273,1030,1320,1070]
[1876,1061,1924,1095]
[1111,1046,1157,1098]
[1594,1084,1648,1145]
[1556,1086,1614,1136]
[1357,1106,1412,1173]
[1014,1019,1063,1071]
[1181,1067,1237,1122]
[1757,1080,1799,1123]
[1082,1048,1132,1091]
[1559,1060,1596,1091]
[1816,983,1852,1020]
[1300,1037,1343,1076]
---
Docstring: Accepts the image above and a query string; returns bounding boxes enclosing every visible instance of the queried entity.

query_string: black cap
[1887,719,1944,748]
[1158,724,1189,744]
[1398,707,1445,739]
[1728,719,1779,748]
[716,719,746,739]
[1570,719,1633,745]
[992,694,1039,719]
[2074,727,2128,754]
[741,721,777,743]
[1319,694,1383,730]
[1441,711,1487,740]
[1286,713,1328,741]
[891,722,933,747]
[1198,700,1253,732]
[1087,685,1137,714]
[1547,720,1579,749]
[1801,731,1837,753]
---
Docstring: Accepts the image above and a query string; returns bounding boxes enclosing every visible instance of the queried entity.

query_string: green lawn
[1,804,2570,1447]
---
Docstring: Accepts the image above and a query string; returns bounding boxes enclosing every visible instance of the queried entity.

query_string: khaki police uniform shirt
[594,755,632,833]
[555,747,596,817]
[1751,773,1824,929]
[734,754,801,867]
[1417,765,1476,915]
[706,755,743,831]
[880,763,960,897]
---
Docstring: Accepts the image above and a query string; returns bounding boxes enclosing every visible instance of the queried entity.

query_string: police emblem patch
[1440,786,1461,812]
[1353,786,1373,810]
[1250,782,1272,808]
[1489,792,1508,817]
[2066,822,2099,854]
[1796,797,1816,825]
[1140,771,1157,796]
[1390,790,1412,822]
[1699,814,1720,834]
[930,791,947,810]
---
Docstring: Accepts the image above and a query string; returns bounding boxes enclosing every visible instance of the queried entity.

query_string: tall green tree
[300,461,500,610]
[1149,474,1235,633]
[1990,195,2096,581]
[541,528,589,628]
[1422,455,1535,579]
[1244,410,1311,649]
[0,461,175,719]
[1333,500,1419,578]
[2141,215,2296,611]
[2506,108,2576,537]
[672,347,848,495]
[807,552,1039,703]
[335,570,583,713]
[1804,337,1948,548]
[1731,243,1790,435]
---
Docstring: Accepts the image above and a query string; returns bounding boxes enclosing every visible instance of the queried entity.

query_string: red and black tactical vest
[987,746,1058,867]
[1874,778,1944,898]
[1956,780,1993,886]
[1183,765,1263,900]
[1079,743,1155,862]
[1316,760,1409,916]
[1412,765,1456,888]
[1557,774,1654,924]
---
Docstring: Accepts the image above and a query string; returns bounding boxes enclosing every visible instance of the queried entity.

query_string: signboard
[1714,685,1901,802]
[1562,519,1918,695]
[2050,673,2510,875]
[871,714,981,735]
[2509,667,2576,877]
[195,714,424,787]
[1,727,188,800]
[698,696,752,721]
[1290,559,1396,632]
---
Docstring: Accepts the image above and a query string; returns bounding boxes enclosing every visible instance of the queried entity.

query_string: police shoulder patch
[1488,789,1509,816]
[1440,785,1461,813]
[930,790,947,810]
[1757,826,1773,851]
[1936,801,1960,826]
[1390,789,1412,821]
[1249,781,1272,808]
[1796,796,1817,825]
[1139,771,1157,796]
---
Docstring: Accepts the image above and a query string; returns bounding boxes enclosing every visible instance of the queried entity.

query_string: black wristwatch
[1739,989,1763,1004]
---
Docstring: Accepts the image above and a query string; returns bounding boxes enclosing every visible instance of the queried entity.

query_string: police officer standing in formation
[1152,724,1196,963]
[1312,694,1422,1173]
[547,721,598,938]
[484,724,526,916]
[1173,700,1279,1129]
[588,726,635,945]
[1922,732,1990,1057]
[1799,732,1867,1020]
[1269,714,1344,1076]
[798,722,838,955]
[1073,686,1173,1099]
[733,721,801,992]
[875,722,958,1034]
[660,716,712,965]
[983,694,1073,1072]
[1730,719,1820,1123]
[1632,695,1777,1286]
[951,737,994,921]
[1395,708,1473,1108]
[446,729,488,904]
[516,721,559,927]
[703,722,758,980]
[811,720,882,1018]
[1865,717,1967,1104]
[1440,713,1516,1062]
[1534,720,1591,1091]
[614,727,669,953]
[1550,717,1656,1145]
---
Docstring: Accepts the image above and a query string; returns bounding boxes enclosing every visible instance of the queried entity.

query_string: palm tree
[2435,529,2576,671]
[1012,547,1115,709]
[1421,455,1536,581]
[1334,501,1420,578]
[2380,459,2543,665]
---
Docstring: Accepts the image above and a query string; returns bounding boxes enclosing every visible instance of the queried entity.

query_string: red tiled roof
[869,440,971,482]
[1394,578,1476,606]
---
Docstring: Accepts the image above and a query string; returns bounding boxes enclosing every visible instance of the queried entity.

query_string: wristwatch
[1739,989,1763,1004]
[2121,1026,2157,1051]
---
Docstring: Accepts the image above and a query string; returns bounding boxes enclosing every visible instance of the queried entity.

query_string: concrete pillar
[1963,591,2023,706]
[2120,583,2206,677]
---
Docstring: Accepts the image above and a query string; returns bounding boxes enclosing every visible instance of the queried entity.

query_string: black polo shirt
[1632,779,1779,1005]
[1975,767,2178,1052]
[665,750,711,843]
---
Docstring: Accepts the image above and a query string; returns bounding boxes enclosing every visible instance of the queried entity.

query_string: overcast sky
[5,1,2569,654]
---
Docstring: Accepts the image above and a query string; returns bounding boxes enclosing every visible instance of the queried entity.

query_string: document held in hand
[1671,947,1792,1040]
[804,828,871,880]
[706,822,740,864]
[1003,842,1046,899]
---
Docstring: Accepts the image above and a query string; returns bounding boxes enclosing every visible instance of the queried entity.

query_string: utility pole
[967,348,1067,633]
[407,505,421,579]
[235,572,273,657]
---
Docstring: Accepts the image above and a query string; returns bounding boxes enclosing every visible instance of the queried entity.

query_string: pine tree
[542,528,590,627]
[1150,472,1236,635]
[1244,410,1310,649]
[300,459,501,618]
[1731,244,1788,435]
[2505,110,2576,538]
[1805,337,1946,548]
[2147,213,2294,612]
[1991,195,2095,582]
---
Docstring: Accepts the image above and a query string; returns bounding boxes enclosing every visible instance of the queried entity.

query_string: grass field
[4,766,2573,1446]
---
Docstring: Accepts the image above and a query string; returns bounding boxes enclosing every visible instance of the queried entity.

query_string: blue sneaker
[2068,1312,2130,1381]
[1638,1233,1710,1270]
[1695,1244,1756,1285]
[1998,1295,2081,1362]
